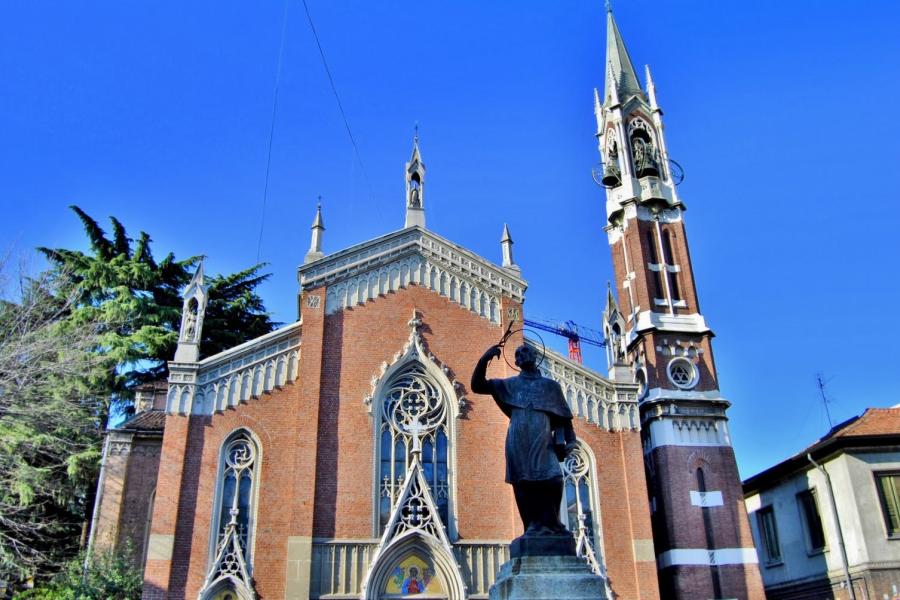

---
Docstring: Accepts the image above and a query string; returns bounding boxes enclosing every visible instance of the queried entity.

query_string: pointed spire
[603,281,620,319]
[187,258,205,291]
[500,223,520,274]
[603,282,629,377]
[405,128,426,228]
[312,200,324,229]
[604,8,643,106]
[645,64,659,111]
[305,199,325,264]
[410,122,422,162]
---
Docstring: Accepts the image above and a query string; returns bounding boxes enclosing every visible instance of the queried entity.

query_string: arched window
[562,443,603,574]
[207,430,260,584]
[378,363,450,533]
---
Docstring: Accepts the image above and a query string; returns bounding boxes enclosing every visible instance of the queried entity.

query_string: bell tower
[596,8,764,599]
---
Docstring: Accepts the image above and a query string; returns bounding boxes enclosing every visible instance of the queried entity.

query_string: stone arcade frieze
[167,322,301,415]
[297,226,527,323]
[533,342,640,432]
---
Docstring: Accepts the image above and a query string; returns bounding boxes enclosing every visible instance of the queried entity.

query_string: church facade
[87,9,764,600]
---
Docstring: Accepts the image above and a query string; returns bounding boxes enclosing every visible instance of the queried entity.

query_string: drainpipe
[807,453,856,600]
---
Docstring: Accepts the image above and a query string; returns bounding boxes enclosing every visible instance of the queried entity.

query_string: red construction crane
[522,317,606,364]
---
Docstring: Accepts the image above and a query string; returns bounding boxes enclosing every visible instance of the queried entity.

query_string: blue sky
[2,1,898,479]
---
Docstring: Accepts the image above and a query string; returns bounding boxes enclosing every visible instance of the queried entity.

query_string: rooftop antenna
[816,373,834,429]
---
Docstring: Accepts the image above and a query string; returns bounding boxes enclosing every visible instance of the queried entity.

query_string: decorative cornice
[297,227,526,322]
[627,310,711,346]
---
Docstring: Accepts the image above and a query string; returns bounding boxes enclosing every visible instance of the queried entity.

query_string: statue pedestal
[489,555,608,600]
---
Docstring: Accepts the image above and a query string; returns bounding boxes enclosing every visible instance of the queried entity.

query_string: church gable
[298,227,526,324]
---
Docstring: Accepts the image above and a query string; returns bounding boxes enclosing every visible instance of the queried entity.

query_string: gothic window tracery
[562,443,603,575]
[208,430,259,583]
[667,357,698,389]
[378,363,450,532]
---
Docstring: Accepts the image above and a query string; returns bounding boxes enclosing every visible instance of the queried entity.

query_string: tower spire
[304,200,325,264]
[405,129,426,228]
[604,8,643,106]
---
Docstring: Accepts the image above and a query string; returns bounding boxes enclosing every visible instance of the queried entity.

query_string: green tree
[0,266,112,583]
[38,206,277,412]
[14,547,143,600]
[0,208,277,588]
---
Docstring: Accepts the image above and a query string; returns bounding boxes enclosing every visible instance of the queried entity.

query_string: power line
[255,0,290,265]
[301,0,374,201]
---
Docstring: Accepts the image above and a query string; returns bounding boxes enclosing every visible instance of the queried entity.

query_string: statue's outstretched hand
[482,345,502,361]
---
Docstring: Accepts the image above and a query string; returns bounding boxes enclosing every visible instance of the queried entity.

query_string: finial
[414,122,419,144]
[606,0,613,13]
[175,258,209,362]
[311,199,324,230]
[305,201,325,263]
[500,223,519,273]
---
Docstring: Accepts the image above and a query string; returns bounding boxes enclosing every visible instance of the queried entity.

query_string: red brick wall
[647,444,765,599]
[609,216,719,392]
[311,284,518,540]
[118,439,162,566]
[577,424,660,600]
[143,283,661,598]
[143,414,190,599]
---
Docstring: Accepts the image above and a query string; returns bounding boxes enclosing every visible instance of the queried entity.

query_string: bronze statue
[472,342,577,555]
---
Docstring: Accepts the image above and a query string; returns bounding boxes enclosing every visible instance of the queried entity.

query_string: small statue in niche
[183,299,198,342]
[471,342,577,556]
[409,181,421,208]
[609,324,626,364]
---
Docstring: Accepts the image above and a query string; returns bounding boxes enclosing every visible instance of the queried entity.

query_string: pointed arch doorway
[363,534,463,600]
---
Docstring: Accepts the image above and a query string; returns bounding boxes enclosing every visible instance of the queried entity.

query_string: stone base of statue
[489,536,607,600]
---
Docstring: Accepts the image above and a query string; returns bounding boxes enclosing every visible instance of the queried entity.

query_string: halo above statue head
[499,328,546,373]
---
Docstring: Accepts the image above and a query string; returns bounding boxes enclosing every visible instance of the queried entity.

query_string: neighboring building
[88,8,765,600]
[88,380,168,568]
[743,408,900,599]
